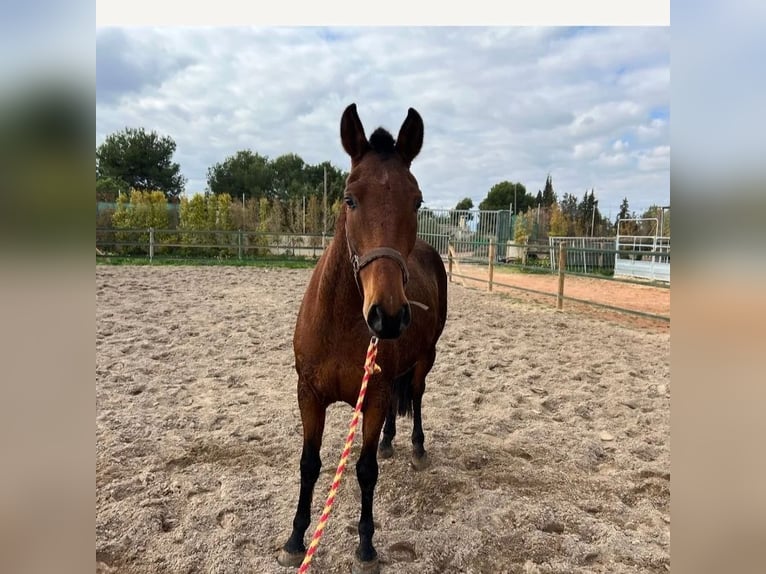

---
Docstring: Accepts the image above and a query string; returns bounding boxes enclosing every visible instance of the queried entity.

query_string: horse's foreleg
[353,403,386,574]
[278,389,326,567]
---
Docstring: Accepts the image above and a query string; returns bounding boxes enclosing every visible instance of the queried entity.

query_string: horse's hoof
[378,443,394,459]
[411,451,430,471]
[277,547,305,568]
[351,555,380,574]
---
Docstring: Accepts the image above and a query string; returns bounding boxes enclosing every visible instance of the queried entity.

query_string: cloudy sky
[96,24,669,218]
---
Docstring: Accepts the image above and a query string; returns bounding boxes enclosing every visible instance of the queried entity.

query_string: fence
[98,226,670,283]
[548,237,618,275]
[96,228,330,261]
[444,241,670,323]
[96,226,669,321]
[418,208,522,261]
[614,218,670,282]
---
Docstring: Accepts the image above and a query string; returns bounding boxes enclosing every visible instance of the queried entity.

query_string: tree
[548,202,568,236]
[639,204,670,237]
[616,197,631,225]
[453,197,474,224]
[304,161,348,206]
[111,189,170,253]
[306,195,322,234]
[541,174,557,207]
[479,181,533,213]
[576,189,598,236]
[513,210,534,244]
[112,189,169,231]
[97,127,186,200]
[96,176,129,202]
[615,197,640,235]
[454,197,474,211]
[272,153,308,200]
[207,150,275,201]
[559,192,578,235]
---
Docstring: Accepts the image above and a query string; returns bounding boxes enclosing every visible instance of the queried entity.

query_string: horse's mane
[369,128,396,154]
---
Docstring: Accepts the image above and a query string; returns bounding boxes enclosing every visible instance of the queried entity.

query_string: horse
[277,103,448,573]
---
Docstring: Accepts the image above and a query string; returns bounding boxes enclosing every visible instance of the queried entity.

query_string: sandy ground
[96,265,670,574]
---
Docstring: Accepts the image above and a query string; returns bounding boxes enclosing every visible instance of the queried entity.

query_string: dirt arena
[96,265,670,574]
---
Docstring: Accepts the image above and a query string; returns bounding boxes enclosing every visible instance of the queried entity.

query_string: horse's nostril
[366,305,384,335]
[366,303,410,339]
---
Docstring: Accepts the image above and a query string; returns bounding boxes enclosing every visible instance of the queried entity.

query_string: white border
[96,0,670,27]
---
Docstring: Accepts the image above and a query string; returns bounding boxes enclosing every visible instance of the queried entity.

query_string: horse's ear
[340,103,370,163]
[395,107,424,167]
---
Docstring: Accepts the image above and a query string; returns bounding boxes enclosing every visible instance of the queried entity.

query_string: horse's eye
[415,198,423,211]
[344,196,357,209]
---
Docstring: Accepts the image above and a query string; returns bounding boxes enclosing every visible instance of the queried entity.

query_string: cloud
[96,26,669,214]
[573,141,601,160]
[638,145,670,172]
[96,28,197,105]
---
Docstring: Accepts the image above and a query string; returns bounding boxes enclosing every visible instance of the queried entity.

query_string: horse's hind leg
[410,357,433,471]
[278,387,326,567]
[378,366,414,459]
[378,402,396,459]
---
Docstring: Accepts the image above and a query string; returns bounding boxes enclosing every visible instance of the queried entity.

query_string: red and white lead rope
[297,336,380,574]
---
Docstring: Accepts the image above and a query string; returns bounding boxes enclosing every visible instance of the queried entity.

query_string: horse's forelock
[368,128,396,154]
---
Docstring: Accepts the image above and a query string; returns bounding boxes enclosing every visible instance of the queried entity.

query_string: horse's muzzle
[366,302,411,339]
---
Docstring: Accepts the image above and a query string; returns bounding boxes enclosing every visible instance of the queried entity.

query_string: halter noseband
[350,246,410,286]
[346,217,410,292]
[345,222,430,311]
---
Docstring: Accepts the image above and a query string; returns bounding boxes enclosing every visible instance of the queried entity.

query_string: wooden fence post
[447,242,454,283]
[488,238,495,292]
[149,227,154,262]
[557,244,567,310]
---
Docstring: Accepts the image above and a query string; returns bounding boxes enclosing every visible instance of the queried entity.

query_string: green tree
[556,193,577,235]
[576,189,600,236]
[479,181,532,213]
[96,176,129,202]
[541,174,557,207]
[615,197,638,235]
[178,194,207,250]
[638,204,670,237]
[207,150,275,200]
[549,202,568,236]
[453,197,474,225]
[97,127,186,200]
[304,161,348,206]
[112,189,169,230]
[454,197,474,211]
[513,210,534,244]
[272,153,308,200]
[306,195,322,245]
[616,197,631,225]
[177,193,235,254]
[111,190,170,253]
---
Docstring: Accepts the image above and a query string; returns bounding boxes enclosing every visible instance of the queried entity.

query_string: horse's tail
[392,367,414,418]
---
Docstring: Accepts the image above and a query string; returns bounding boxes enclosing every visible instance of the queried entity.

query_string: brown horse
[277,104,448,573]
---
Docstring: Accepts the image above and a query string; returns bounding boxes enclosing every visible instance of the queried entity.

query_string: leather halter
[345,221,409,294]
[345,222,430,311]
[351,246,410,286]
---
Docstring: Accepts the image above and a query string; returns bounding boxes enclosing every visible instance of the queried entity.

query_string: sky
[95,10,670,219]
